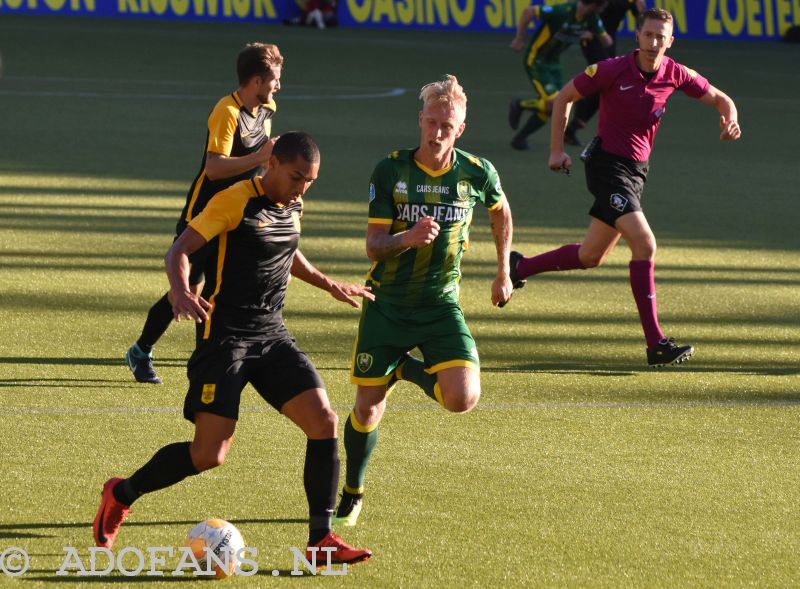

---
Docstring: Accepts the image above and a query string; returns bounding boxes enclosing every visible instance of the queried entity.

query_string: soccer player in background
[95,133,373,564]
[565,0,647,146]
[510,9,742,366]
[124,42,283,384]
[333,75,517,526]
[508,0,612,151]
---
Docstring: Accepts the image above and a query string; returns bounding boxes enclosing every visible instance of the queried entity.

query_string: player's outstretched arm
[487,198,514,307]
[290,249,374,308]
[511,6,538,51]
[165,227,211,323]
[699,85,741,141]
[365,218,439,261]
[549,81,583,173]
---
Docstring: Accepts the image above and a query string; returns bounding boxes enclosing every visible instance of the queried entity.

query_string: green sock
[343,412,379,494]
[514,110,549,142]
[400,356,441,404]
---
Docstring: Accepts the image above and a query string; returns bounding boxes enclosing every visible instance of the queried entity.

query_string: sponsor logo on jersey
[369,183,376,203]
[357,353,373,373]
[201,384,216,404]
[610,193,629,212]
[416,184,450,195]
[396,202,470,224]
[456,180,471,201]
[257,219,272,228]
[395,181,408,195]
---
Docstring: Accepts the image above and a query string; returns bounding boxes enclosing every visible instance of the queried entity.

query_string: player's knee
[307,406,338,438]
[353,402,384,428]
[579,250,605,268]
[192,446,228,472]
[441,386,481,414]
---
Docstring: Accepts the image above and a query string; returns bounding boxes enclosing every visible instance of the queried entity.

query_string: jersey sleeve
[188,184,250,241]
[206,101,239,156]
[677,64,710,99]
[573,57,613,97]
[367,157,396,225]
[480,159,505,211]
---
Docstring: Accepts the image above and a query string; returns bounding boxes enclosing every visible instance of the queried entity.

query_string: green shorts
[525,60,562,101]
[350,297,479,386]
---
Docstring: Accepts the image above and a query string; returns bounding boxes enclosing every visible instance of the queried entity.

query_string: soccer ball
[184,518,245,578]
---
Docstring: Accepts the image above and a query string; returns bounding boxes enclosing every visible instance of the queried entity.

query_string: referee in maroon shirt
[510,8,742,366]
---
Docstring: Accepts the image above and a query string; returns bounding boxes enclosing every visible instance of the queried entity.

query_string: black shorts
[175,221,211,285]
[183,335,325,423]
[584,148,649,228]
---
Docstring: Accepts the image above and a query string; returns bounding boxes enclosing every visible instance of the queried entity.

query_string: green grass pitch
[0,14,798,588]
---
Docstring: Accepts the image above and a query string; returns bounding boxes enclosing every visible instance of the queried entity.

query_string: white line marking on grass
[0,88,407,101]
[2,399,798,416]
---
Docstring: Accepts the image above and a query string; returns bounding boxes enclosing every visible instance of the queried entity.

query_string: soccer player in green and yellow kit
[334,75,518,526]
[509,0,612,150]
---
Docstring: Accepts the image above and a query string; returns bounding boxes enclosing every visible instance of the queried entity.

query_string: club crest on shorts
[610,193,629,212]
[357,353,373,373]
[201,384,216,404]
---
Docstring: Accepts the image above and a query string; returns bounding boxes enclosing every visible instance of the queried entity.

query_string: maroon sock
[629,260,665,349]
[517,243,584,279]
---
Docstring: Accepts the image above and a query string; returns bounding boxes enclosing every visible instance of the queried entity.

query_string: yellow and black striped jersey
[188,177,301,341]
[179,91,276,231]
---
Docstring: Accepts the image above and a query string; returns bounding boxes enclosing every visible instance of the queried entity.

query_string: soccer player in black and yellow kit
[125,42,283,384]
[95,133,373,564]
[508,0,612,150]
[333,75,517,526]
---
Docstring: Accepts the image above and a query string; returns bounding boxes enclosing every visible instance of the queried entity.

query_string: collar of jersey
[413,151,455,177]
[629,49,666,83]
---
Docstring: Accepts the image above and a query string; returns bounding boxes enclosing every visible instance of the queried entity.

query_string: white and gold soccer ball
[184,518,245,578]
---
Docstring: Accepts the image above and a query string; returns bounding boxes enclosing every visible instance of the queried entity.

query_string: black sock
[136,293,173,354]
[114,442,199,505]
[304,438,338,546]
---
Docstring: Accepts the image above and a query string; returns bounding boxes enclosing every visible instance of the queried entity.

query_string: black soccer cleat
[647,337,695,367]
[508,250,527,290]
[510,135,530,151]
[333,490,364,527]
[499,251,527,308]
[508,98,523,131]
[125,344,163,384]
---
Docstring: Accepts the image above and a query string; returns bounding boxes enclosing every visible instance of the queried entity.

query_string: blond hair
[419,74,467,122]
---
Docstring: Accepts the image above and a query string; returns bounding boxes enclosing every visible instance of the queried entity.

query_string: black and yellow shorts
[184,335,324,422]
[350,298,479,386]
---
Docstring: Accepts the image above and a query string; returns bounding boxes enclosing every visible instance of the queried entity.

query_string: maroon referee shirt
[573,49,710,162]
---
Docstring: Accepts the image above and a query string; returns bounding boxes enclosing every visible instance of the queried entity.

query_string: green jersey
[366,147,504,307]
[526,3,605,66]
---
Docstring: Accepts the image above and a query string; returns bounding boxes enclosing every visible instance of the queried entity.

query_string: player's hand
[169,289,211,323]
[403,216,440,248]
[510,36,525,52]
[548,151,572,174]
[329,283,374,308]
[719,116,741,141]
[259,135,280,165]
[491,273,514,308]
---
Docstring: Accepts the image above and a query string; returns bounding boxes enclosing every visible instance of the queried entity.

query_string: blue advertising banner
[1,0,798,39]
[337,0,800,40]
[0,0,300,23]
